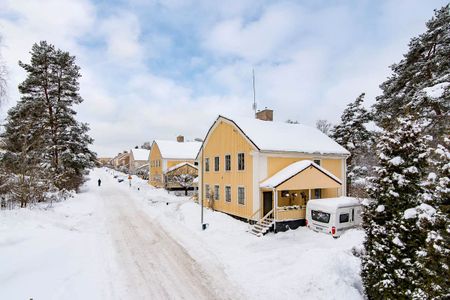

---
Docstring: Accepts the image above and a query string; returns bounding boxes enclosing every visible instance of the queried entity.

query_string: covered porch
[250,160,342,234]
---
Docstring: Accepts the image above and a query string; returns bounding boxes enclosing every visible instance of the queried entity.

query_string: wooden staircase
[248,209,274,237]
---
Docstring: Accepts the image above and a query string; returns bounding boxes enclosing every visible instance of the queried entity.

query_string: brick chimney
[177,135,184,142]
[255,108,273,121]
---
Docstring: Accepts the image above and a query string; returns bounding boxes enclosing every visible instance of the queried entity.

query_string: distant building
[129,148,150,174]
[149,136,201,188]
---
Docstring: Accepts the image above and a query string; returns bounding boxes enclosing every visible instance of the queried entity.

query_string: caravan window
[339,213,349,223]
[311,210,330,223]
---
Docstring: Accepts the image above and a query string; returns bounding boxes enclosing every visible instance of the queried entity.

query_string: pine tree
[332,93,372,196]
[1,41,96,201]
[373,5,449,142]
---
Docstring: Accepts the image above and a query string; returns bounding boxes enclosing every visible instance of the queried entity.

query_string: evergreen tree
[1,41,96,199]
[373,5,449,143]
[332,93,372,196]
[362,118,436,299]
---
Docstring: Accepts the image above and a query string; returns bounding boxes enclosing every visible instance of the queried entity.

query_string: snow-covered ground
[0,168,365,299]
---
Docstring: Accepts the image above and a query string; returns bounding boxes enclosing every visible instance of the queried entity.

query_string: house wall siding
[202,120,254,219]
[149,143,163,187]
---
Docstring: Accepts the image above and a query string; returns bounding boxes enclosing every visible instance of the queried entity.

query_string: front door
[263,191,273,216]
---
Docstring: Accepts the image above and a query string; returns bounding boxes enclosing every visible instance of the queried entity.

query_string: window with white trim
[237,153,245,171]
[214,185,219,200]
[238,187,245,205]
[225,154,231,171]
[314,188,321,199]
[225,186,231,202]
[205,184,210,199]
[205,158,210,172]
[214,156,220,172]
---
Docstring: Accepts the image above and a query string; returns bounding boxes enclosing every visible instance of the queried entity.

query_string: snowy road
[98,171,237,299]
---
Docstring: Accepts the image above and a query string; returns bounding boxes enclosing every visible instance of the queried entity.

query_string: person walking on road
[98,179,102,187]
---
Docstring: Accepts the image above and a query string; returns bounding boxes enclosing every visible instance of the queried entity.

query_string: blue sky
[0,0,447,156]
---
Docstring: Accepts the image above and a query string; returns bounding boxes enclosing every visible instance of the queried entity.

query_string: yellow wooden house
[149,136,201,189]
[197,111,350,236]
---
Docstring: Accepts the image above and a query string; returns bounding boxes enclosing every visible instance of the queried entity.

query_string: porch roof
[260,160,342,189]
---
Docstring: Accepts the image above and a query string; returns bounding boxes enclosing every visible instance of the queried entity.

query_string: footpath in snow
[0,168,365,300]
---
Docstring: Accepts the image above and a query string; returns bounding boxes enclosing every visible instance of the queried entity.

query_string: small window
[214,156,220,172]
[314,189,321,199]
[205,158,210,172]
[225,186,231,202]
[351,209,354,222]
[313,159,321,166]
[238,153,245,171]
[214,185,219,200]
[238,187,245,205]
[339,213,349,223]
[205,184,210,199]
[194,161,199,166]
[225,155,231,171]
[311,210,330,223]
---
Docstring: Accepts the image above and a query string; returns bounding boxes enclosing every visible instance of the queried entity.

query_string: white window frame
[237,152,245,171]
[205,184,210,199]
[225,185,231,203]
[225,154,231,171]
[205,157,210,172]
[214,156,220,172]
[237,186,245,205]
[214,185,220,200]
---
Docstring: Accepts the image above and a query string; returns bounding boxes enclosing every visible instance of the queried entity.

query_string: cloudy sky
[0,0,447,157]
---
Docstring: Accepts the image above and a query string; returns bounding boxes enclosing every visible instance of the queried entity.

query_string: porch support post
[273,188,277,233]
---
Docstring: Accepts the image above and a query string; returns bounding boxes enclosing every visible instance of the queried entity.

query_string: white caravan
[306,197,362,237]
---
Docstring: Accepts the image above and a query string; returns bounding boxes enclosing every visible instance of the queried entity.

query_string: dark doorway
[263,191,273,216]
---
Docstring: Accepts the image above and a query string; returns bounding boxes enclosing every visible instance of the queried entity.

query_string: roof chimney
[255,108,273,121]
[177,135,184,143]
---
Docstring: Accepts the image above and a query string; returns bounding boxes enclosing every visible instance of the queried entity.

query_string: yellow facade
[149,143,163,187]
[149,141,199,188]
[201,119,255,219]
[200,117,348,222]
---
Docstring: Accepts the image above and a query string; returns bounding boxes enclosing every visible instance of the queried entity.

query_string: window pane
[205,185,210,198]
[225,155,231,171]
[238,153,245,170]
[339,213,349,223]
[214,156,219,171]
[314,159,321,166]
[214,185,219,200]
[225,186,231,202]
[205,158,209,172]
[238,187,245,204]
[311,210,330,223]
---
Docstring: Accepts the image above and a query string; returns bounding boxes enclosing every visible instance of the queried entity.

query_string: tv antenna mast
[252,68,257,116]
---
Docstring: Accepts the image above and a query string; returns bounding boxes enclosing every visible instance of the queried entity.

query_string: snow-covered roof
[154,140,202,160]
[260,160,342,188]
[219,116,349,155]
[165,162,198,173]
[131,148,150,161]
[307,197,361,210]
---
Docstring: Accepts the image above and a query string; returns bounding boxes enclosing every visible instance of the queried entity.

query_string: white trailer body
[306,197,362,237]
